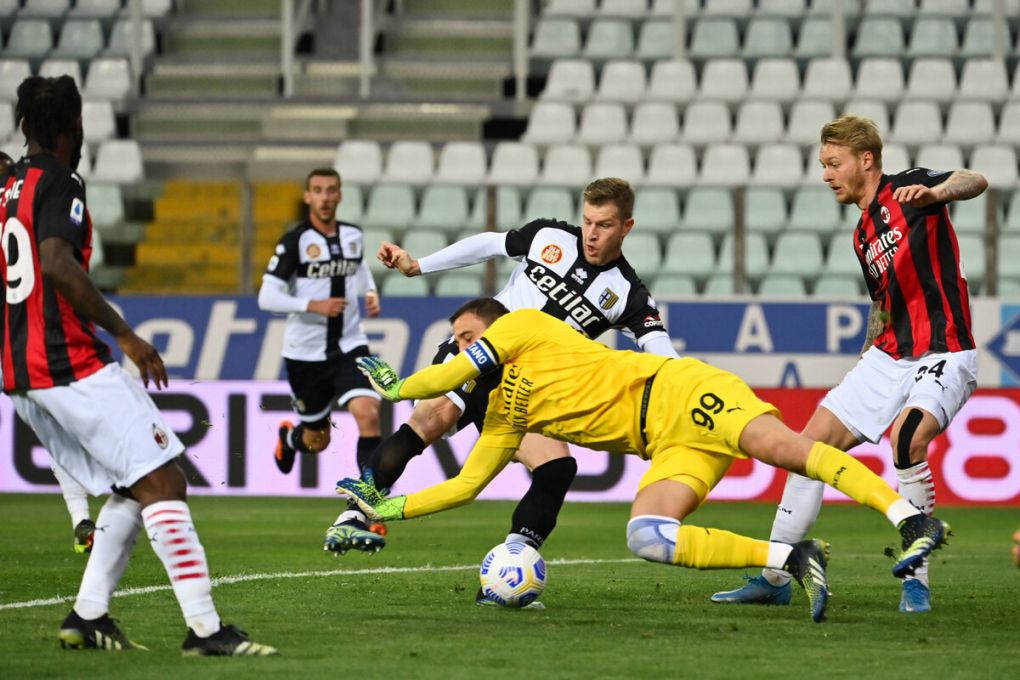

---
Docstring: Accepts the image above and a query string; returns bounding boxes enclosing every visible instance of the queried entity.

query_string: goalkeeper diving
[339,299,952,623]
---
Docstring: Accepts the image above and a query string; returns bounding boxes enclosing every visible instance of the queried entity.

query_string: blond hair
[820,115,883,168]
[583,177,634,220]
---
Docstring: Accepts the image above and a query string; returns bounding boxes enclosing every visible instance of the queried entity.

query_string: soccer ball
[479,541,547,608]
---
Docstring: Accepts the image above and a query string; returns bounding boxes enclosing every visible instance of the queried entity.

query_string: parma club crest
[598,288,619,310]
[540,244,562,264]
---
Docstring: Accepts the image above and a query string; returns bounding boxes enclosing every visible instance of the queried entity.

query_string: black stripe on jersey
[7,291,30,387]
[905,218,948,353]
[936,219,975,351]
[42,282,74,381]
[325,233,345,354]
[525,261,613,336]
[885,267,914,357]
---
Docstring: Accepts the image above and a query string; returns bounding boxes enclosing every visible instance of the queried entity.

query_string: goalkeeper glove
[355,356,404,401]
[336,477,408,521]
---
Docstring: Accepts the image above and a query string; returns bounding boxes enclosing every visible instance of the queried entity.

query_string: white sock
[142,500,221,637]
[762,473,824,586]
[335,509,367,525]
[74,494,143,620]
[51,462,91,528]
[506,532,539,549]
[897,460,935,586]
[765,542,794,571]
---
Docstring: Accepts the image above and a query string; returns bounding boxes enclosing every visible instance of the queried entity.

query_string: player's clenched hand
[364,290,381,318]
[307,297,346,317]
[118,333,168,390]
[355,356,404,401]
[376,241,421,277]
[892,184,939,207]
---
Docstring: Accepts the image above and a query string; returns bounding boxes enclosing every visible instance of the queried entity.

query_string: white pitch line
[0,557,640,612]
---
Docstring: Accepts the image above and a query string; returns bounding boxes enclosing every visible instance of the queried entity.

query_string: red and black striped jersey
[853,167,975,360]
[0,153,112,391]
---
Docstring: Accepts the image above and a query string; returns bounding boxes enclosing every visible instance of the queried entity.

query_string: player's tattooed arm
[931,169,988,203]
[39,238,169,388]
[860,300,885,355]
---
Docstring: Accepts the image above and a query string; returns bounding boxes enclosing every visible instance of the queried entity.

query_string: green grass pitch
[3,494,1018,679]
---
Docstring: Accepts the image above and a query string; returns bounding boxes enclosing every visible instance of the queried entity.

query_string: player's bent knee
[626,515,680,564]
[304,429,331,453]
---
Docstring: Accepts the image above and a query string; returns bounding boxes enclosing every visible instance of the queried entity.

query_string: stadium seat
[881,143,912,174]
[801,58,852,102]
[75,140,93,178]
[3,20,54,60]
[750,144,804,189]
[757,0,807,18]
[122,0,174,19]
[647,59,696,102]
[951,192,1001,235]
[584,20,634,60]
[540,144,592,186]
[381,275,429,297]
[717,232,770,281]
[652,274,697,297]
[697,58,748,103]
[38,58,82,86]
[823,233,861,277]
[681,100,731,146]
[51,19,104,60]
[683,187,734,238]
[703,0,754,16]
[593,144,645,185]
[413,185,470,233]
[661,232,716,280]
[488,142,540,186]
[645,143,698,186]
[434,141,487,185]
[70,0,122,21]
[959,18,1003,59]
[853,58,905,103]
[958,59,1009,102]
[469,186,523,231]
[813,274,865,297]
[770,232,824,277]
[1005,191,1020,232]
[650,0,701,16]
[842,99,890,137]
[744,186,788,241]
[999,236,1020,289]
[915,143,965,174]
[996,101,1020,146]
[955,234,987,286]
[338,184,364,223]
[0,59,32,100]
[633,187,681,236]
[747,58,799,103]
[362,184,416,232]
[523,186,575,223]
[544,0,596,17]
[383,140,434,185]
[733,101,785,146]
[689,18,740,59]
[531,18,581,58]
[622,232,663,281]
[699,143,750,186]
[919,0,970,16]
[703,274,737,295]
[400,229,447,257]
[0,102,13,141]
[973,0,1020,14]
[434,272,484,298]
[907,17,960,59]
[862,0,914,19]
[540,59,595,103]
[904,58,957,103]
[809,0,862,16]
[635,20,678,61]
[90,139,142,183]
[890,100,943,147]
[789,186,841,234]
[596,60,647,103]
[852,18,905,58]
[630,101,679,145]
[522,101,577,146]
[758,274,807,297]
[786,100,836,146]
[600,0,650,18]
[19,0,69,19]
[743,17,793,58]
[81,99,116,145]
[576,102,628,145]
[969,146,1019,188]
[86,182,125,230]
[334,140,382,185]
[104,19,156,58]
[83,58,132,101]
[795,17,839,60]
[943,101,995,147]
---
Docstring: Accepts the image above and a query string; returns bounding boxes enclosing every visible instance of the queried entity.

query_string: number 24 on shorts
[915,359,947,383]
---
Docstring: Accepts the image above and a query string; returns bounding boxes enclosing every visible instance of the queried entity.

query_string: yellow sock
[806,441,901,515]
[673,525,770,569]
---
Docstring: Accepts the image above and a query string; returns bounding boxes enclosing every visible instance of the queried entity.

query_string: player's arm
[617,286,679,358]
[356,259,380,317]
[378,231,509,278]
[860,300,885,354]
[38,238,168,389]
[893,169,988,207]
[358,352,483,401]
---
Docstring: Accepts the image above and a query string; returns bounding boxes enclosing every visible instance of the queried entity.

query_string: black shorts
[285,345,379,428]
[431,338,502,433]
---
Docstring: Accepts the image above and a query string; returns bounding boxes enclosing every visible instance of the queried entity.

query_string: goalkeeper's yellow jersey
[395,308,672,517]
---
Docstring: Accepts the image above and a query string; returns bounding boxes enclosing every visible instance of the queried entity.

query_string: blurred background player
[341,302,953,624]
[712,115,984,614]
[324,179,679,587]
[1,149,94,554]
[258,168,385,547]
[1,75,275,656]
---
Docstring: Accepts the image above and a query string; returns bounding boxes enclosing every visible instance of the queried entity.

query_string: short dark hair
[449,298,509,326]
[306,167,341,189]
[15,75,81,152]
[583,177,634,220]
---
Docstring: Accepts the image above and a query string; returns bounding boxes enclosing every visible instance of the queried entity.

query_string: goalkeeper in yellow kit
[339,299,951,623]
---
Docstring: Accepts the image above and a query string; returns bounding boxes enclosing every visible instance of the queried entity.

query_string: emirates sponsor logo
[864,227,903,279]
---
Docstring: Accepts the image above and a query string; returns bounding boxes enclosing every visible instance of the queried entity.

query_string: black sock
[365,424,427,490]
[356,436,381,474]
[509,457,578,548]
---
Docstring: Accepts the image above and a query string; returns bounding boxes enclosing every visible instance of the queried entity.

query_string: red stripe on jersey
[19,169,54,388]
[885,195,931,357]
[55,291,108,381]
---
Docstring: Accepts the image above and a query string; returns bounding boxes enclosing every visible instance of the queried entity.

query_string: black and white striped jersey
[261,220,371,361]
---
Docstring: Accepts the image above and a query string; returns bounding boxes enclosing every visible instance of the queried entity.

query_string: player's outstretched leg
[893,515,951,579]
[181,625,278,656]
[59,610,147,651]
[274,421,297,474]
[782,539,832,624]
[323,499,386,555]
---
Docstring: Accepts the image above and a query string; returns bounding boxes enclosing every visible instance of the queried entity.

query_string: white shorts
[11,363,184,496]
[820,346,978,444]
